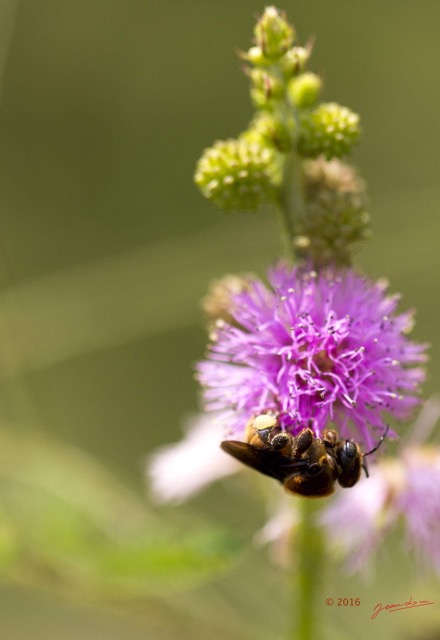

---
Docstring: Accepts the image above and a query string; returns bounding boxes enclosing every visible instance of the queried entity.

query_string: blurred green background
[0,1,439,638]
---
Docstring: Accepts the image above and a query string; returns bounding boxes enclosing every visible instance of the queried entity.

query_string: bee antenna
[361,462,370,478]
[363,424,390,458]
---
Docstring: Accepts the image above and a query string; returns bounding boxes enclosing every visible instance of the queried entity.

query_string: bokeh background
[0,1,439,638]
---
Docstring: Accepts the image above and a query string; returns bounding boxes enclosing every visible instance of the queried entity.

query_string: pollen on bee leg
[245,413,276,444]
[253,413,278,431]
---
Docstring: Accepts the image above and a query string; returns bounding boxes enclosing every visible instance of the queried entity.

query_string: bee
[221,413,388,497]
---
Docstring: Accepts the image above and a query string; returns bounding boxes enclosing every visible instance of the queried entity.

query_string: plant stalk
[276,150,307,262]
[292,499,324,640]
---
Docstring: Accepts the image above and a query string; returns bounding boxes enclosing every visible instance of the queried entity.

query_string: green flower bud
[249,68,285,108]
[241,46,271,67]
[288,72,322,109]
[298,103,361,159]
[194,139,277,213]
[294,158,370,266]
[280,46,310,77]
[254,6,295,61]
[241,112,292,152]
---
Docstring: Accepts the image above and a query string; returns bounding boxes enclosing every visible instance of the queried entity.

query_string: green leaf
[0,428,242,597]
[93,529,241,596]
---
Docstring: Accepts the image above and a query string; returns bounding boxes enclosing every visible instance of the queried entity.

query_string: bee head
[337,439,362,488]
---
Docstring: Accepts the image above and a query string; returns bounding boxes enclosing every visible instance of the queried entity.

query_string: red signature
[371,596,435,620]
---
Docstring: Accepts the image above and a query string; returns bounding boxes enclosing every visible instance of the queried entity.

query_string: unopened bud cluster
[195,7,361,217]
[194,139,277,213]
[294,159,370,266]
[202,274,252,330]
[194,6,369,268]
[298,104,361,159]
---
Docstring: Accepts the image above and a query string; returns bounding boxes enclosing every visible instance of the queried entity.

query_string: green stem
[293,499,324,640]
[276,150,307,262]
[275,200,295,261]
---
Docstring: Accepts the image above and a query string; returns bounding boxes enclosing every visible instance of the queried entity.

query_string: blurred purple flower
[197,264,427,449]
[320,448,440,575]
[320,398,440,575]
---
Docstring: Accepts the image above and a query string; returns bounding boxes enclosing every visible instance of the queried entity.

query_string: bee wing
[221,440,309,482]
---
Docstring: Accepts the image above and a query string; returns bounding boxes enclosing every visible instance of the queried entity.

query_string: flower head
[298,103,361,160]
[194,139,277,213]
[197,264,427,450]
[295,158,370,267]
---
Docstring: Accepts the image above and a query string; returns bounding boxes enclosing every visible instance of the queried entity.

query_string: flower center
[311,349,334,373]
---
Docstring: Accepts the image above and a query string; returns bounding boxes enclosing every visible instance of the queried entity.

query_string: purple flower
[197,264,427,449]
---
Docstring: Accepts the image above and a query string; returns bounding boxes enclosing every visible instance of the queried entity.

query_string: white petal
[147,413,239,503]
[254,496,300,568]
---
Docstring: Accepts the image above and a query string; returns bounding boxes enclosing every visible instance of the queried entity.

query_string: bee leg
[270,432,292,450]
[291,428,313,457]
[253,426,273,446]
[322,429,338,448]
